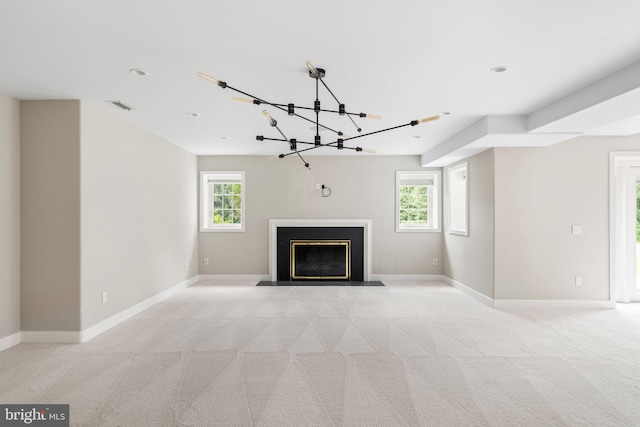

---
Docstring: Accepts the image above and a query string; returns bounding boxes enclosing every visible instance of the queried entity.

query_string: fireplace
[269,219,371,282]
[291,240,351,280]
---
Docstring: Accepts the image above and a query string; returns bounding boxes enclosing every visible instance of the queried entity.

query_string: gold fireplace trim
[290,240,351,280]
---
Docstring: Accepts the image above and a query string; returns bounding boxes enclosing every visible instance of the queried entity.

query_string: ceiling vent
[106,100,134,111]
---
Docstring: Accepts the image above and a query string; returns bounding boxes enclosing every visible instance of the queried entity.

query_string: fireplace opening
[291,240,350,280]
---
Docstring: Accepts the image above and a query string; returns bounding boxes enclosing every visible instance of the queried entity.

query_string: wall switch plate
[102,291,108,304]
[315,184,321,190]
[204,258,209,265]
[575,277,583,287]
[572,224,582,235]
[433,258,438,265]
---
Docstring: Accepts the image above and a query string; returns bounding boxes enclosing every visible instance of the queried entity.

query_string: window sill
[396,227,441,233]
[200,227,245,233]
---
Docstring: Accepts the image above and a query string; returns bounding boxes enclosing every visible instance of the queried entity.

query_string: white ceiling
[2,0,640,164]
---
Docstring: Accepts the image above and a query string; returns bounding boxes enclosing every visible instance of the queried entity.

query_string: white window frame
[395,170,441,233]
[448,162,469,236]
[200,171,245,232]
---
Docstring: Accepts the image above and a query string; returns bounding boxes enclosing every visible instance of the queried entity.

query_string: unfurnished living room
[2,1,640,426]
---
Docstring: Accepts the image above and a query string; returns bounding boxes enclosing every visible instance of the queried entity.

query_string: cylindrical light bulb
[197,72,219,84]
[419,115,440,124]
[365,114,382,120]
[232,97,253,103]
[262,110,277,126]
[362,148,377,153]
[305,60,319,77]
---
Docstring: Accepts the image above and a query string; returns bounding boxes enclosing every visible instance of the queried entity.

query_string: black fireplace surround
[277,227,364,281]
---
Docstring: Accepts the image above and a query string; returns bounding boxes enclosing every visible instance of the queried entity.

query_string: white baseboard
[79,275,200,343]
[0,332,21,352]
[371,274,445,282]
[440,276,615,309]
[493,299,616,309]
[21,331,82,344]
[21,275,200,345]
[442,277,495,307]
[198,274,269,282]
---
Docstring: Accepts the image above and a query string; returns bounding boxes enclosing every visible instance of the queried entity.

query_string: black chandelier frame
[198,61,440,169]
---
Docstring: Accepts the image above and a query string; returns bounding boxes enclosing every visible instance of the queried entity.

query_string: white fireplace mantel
[269,219,372,281]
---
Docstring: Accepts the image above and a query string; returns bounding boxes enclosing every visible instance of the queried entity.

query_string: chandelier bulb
[362,148,376,153]
[262,110,277,126]
[232,96,253,103]
[197,72,227,88]
[305,60,319,77]
[365,114,382,120]
[419,115,441,124]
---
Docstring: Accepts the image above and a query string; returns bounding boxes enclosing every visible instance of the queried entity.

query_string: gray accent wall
[443,149,495,298]
[21,100,82,331]
[0,94,20,339]
[19,100,198,333]
[80,102,198,329]
[198,156,443,276]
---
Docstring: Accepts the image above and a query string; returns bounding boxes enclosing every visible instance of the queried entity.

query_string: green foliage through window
[211,183,242,225]
[399,185,428,225]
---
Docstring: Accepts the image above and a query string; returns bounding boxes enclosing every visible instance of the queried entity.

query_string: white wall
[20,101,81,331]
[198,155,443,276]
[0,94,20,340]
[443,149,494,297]
[80,102,198,329]
[494,135,640,301]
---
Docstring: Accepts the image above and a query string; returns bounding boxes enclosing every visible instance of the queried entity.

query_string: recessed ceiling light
[129,68,147,76]
[187,112,200,117]
[490,66,508,73]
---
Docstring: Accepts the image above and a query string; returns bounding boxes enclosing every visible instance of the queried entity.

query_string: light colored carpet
[2,280,640,426]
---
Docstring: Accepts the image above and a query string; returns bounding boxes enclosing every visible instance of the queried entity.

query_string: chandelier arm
[224,85,344,135]
[319,78,341,105]
[273,125,288,141]
[294,150,310,169]
[315,78,320,142]
[318,78,361,132]
[279,143,328,157]
[343,122,413,142]
[261,137,288,142]
[271,103,370,117]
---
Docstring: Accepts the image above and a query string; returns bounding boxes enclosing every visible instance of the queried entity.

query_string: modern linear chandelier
[198,60,442,169]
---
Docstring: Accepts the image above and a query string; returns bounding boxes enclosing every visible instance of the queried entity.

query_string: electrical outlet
[433,258,438,265]
[204,258,209,265]
[575,277,583,287]
[315,184,321,190]
[102,291,108,304]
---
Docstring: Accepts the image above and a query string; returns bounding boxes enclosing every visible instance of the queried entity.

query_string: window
[396,170,441,232]
[200,171,245,232]
[448,162,468,235]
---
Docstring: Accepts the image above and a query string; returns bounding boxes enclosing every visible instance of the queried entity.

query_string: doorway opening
[611,153,640,302]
